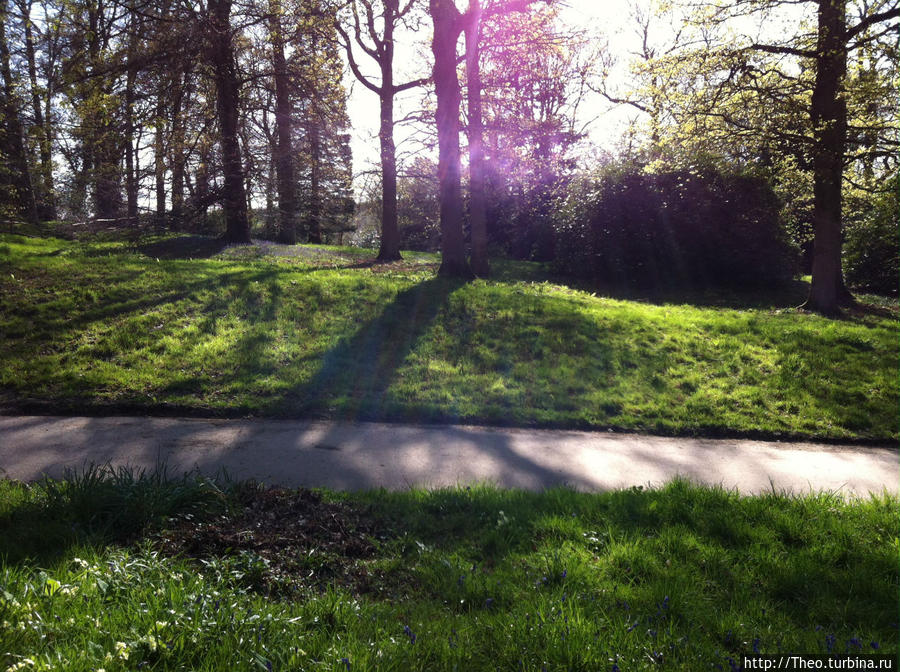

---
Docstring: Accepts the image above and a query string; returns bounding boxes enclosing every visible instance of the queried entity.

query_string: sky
[342,0,641,185]
[341,0,812,186]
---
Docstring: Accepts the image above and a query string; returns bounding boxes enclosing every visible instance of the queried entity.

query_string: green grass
[0,469,897,671]
[1,233,897,440]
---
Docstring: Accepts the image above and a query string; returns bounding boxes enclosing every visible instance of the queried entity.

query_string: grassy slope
[0,472,897,671]
[0,234,897,440]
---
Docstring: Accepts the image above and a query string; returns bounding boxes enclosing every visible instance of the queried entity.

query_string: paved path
[0,416,896,497]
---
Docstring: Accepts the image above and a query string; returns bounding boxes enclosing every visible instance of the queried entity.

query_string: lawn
[0,233,897,441]
[0,468,897,671]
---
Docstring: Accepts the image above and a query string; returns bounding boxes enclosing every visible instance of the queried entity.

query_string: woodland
[1,3,898,669]
[0,0,897,316]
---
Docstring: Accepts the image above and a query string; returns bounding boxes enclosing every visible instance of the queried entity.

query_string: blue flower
[870,641,879,650]
[753,637,760,654]
[341,657,351,671]
[403,625,416,644]
[848,638,862,650]
[485,598,494,608]
[825,634,836,653]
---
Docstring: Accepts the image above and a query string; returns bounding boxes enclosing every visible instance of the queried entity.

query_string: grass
[0,468,897,671]
[0,233,897,441]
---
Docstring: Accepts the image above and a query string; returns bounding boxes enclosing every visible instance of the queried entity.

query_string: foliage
[290,0,355,241]
[476,3,594,260]
[397,157,441,251]
[0,234,896,440]
[0,474,897,671]
[553,166,798,289]
[843,174,899,296]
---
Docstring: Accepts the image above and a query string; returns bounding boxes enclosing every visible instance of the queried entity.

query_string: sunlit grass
[1,234,897,440]
[0,470,896,671]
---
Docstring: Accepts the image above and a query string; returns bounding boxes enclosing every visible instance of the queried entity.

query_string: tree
[428,0,471,277]
[206,0,251,243]
[294,0,354,243]
[429,0,543,277]
[0,0,37,222]
[475,1,592,258]
[463,0,489,275]
[657,0,899,313]
[335,0,429,262]
[269,0,297,243]
[14,0,55,219]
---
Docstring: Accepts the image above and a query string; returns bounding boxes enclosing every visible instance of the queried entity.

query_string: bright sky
[342,0,811,184]
[343,0,640,184]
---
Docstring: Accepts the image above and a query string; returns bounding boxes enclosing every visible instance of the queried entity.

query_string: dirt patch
[155,486,385,595]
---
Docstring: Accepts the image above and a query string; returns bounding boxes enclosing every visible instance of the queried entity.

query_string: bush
[843,175,898,296]
[553,167,797,289]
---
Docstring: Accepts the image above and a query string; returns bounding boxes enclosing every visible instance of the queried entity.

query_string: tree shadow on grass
[282,277,464,420]
[137,235,230,260]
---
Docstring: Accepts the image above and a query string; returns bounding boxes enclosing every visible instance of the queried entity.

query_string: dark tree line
[0,0,354,244]
[0,0,894,316]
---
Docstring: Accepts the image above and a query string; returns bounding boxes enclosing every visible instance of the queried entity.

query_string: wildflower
[5,659,35,672]
[115,641,130,660]
[848,638,862,650]
[825,634,836,653]
[752,637,760,654]
[484,598,494,609]
[341,658,351,671]
[403,625,416,644]
[870,642,879,650]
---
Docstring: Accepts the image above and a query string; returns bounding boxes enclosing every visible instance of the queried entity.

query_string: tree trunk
[465,2,489,277]
[92,127,122,220]
[375,3,402,262]
[20,0,54,219]
[803,0,852,314]
[208,0,250,244]
[154,94,166,226]
[170,65,189,227]
[270,0,296,244]
[124,59,138,224]
[430,0,471,278]
[307,118,322,243]
[0,0,37,223]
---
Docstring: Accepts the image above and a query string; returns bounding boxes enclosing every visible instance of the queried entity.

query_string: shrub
[843,174,898,296]
[553,167,797,289]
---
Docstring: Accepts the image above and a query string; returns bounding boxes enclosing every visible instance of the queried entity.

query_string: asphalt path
[0,415,896,497]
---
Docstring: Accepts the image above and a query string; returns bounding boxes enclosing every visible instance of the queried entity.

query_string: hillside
[1,234,896,441]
